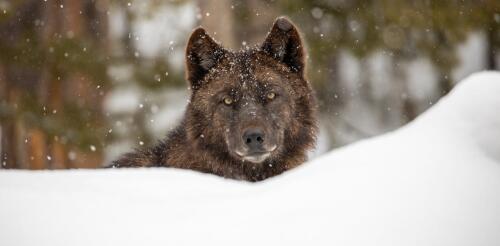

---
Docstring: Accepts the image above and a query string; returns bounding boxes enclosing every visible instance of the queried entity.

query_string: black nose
[243,128,265,150]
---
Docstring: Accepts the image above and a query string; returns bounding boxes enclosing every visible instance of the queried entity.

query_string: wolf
[110,17,317,181]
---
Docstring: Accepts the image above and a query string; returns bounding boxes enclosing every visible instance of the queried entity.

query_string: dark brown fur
[110,17,317,181]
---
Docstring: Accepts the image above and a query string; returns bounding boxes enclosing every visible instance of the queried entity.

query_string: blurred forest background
[0,0,498,169]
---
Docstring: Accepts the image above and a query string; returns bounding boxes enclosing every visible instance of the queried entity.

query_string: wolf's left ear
[186,27,225,90]
[261,17,305,75]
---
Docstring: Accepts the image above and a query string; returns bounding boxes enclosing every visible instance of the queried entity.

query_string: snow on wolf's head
[184,17,317,166]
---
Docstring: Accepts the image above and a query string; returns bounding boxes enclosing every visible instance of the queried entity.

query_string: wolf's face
[195,53,298,163]
[184,17,315,165]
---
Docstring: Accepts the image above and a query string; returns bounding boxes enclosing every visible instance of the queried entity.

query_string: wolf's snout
[243,128,265,151]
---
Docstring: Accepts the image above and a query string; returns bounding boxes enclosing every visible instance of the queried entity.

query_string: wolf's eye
[223,97,233,105]
[266,92,276,100]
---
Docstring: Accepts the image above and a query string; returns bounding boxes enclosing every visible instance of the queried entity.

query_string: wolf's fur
[110,17,317,181]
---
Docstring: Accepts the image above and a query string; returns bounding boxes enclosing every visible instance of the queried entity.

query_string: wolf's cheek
[211,106,237,149]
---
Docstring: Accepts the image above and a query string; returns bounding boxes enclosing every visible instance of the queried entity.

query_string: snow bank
[1,72,500,246]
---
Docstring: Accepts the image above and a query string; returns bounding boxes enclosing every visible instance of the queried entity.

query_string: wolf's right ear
[185,28,225,90]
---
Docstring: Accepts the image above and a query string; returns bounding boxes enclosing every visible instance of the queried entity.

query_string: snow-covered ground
[1,72,499,246]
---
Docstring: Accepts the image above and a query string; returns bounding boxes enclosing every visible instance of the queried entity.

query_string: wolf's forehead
[209,68,281,90]
[211,55,282,82]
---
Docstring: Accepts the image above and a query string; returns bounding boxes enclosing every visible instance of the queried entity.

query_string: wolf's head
[184,17,316,166]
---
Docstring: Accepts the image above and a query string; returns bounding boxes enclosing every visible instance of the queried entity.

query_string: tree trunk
[0,63,6,168]
[1,120,18,168]
[51,141,66,169]
[198,0,236,49]
[1,87,23,168]
[27,128,47,170]
[437,70,453,96]
[49,77,67,169]
[231,0,278,47]
[2,126,17,168]
[391,56,417,123]
[486,22,498,70]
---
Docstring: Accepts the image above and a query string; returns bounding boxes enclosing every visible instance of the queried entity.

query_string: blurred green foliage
[281,0,499,88]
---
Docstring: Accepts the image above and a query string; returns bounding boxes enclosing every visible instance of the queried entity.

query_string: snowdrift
[1,72,500,246]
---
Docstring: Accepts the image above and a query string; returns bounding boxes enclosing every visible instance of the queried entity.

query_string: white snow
[1,72,500,246]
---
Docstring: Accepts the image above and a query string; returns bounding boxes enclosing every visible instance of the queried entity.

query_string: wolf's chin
[233,150,272,164]
[232,144,278,163]
[242,152,271,163]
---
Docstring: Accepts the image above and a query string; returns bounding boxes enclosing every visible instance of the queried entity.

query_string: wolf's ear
[185,28,225,90]
[261,17,305,75]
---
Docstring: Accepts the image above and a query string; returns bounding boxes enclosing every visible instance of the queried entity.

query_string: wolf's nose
[243,128,265,150]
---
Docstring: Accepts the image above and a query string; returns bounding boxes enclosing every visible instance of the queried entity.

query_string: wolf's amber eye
[266,92,276,100]
[223,97,233,105]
